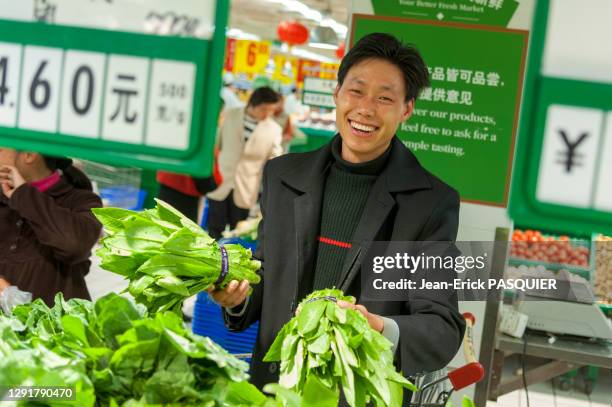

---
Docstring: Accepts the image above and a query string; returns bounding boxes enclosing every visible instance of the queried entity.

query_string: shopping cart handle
[462,312,476,325]
[448,362,485,391]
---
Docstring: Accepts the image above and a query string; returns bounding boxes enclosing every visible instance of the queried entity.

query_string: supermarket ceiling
[229,0,350,60]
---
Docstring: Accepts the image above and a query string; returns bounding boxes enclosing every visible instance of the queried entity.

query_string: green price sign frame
[351,14,528,207]
[508,0,612,236]
[0,0,228,176]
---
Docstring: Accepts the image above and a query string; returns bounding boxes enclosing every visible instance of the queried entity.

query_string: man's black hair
[337,32,430,102]
[248,86,281,108]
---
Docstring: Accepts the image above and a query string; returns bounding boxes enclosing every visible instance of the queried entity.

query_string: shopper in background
[155,99,225,222]
[283,86,306,118]
[156,171,218,223]
[272,93,294,152]
[210,33,465,396]
[206,87,283,239]
[0,149,102,306]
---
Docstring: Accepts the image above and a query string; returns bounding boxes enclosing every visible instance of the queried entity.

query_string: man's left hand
[337,300,384,333]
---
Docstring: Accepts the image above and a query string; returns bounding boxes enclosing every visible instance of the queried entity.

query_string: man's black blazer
[224,135,466,392]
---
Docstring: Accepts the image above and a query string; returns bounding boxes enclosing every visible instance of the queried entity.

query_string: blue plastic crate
[192,291,229,347]
[99,185,147,211]
[192,291,259,363]
[218,237,258,253]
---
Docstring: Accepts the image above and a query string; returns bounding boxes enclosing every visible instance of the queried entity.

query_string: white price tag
[303,92,335,108]
[59,50,106,138]
[304,77,337,94]
[594,113,612,211]
[536,105,603,208]
[0,1,34,22]
[0,42,23,127]
[18,45,63,132]
[145,59,195,150]
[101,55,150,144]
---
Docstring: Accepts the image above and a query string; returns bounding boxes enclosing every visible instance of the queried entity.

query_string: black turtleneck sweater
[311,138,391,290]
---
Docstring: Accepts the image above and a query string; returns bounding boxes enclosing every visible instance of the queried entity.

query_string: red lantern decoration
[336,41,345,59]
[277,20,309,46]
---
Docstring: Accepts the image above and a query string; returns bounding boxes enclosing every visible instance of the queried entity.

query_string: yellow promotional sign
[234,40,271,75]
[271,54,298,84]
[320,62,340,80]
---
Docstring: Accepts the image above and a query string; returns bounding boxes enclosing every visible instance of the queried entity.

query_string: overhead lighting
[291,46,335,63]
[310,26,338,49]
[320,17,348,37]
[226,27,261,41]
[309,42,338,50]
[285,0,322,21]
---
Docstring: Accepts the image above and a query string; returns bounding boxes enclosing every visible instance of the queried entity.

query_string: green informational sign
[302,77,337,109]
[371,0,519,27]
[509,0,612,235]
[352,15,527,206]
[0,0,228,176]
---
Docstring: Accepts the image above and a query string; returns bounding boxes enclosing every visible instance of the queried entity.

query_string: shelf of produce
[509,228,594,282]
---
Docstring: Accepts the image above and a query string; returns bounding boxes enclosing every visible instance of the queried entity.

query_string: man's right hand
[0,278,10,293]
[207,280,250,308]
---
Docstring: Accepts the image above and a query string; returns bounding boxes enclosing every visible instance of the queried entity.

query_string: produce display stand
[471,227,612,402]
[507,229,611,393]
[465,228,510,407]
[488,332,612,400]
[508,228,594,282]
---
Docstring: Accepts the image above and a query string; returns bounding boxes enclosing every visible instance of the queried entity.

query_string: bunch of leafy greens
[0,315,96,406]
[264,289,418,407]
[93,199,261,314]
[0,293,261,406]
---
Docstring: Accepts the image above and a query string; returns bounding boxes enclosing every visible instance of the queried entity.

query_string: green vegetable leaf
[462,395,477,407]
[226,380,268,405]
[155,275,190,297]
[62,314,90,346]
[264,323,289,362]
[269,289,412,407]
[94,200,261,314]
[91,207,136,233]
[94,293,142,346]
[263,383,302,407]
[307,332,330,354]
[302,374,338,407]
[297,299,327,336]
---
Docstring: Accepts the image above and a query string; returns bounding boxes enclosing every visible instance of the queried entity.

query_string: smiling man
[210,33,466,398]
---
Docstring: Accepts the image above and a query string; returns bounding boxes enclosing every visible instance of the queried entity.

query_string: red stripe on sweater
[318,236,352,249]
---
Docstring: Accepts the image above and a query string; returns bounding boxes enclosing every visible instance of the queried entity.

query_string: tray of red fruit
[508,228,593,281]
